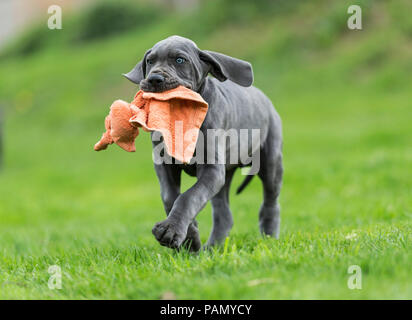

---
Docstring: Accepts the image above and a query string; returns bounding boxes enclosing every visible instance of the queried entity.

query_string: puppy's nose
[147,74,165,86]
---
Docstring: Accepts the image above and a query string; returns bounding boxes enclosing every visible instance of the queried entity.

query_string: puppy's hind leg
[205,169,235,247]
[258,151,283,239]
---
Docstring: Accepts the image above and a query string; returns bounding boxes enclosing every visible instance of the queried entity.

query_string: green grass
[0,0,411,299]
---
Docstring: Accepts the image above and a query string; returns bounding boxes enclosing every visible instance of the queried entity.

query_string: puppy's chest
[178,163,197,177]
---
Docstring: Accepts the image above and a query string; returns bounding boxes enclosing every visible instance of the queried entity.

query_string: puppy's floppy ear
[123,49,151,84]
[199,50,253,87]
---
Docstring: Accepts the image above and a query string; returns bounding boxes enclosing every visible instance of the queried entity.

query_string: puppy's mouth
[140,78,192,93]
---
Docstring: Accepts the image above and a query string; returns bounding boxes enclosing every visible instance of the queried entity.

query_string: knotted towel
[94,86,208,163]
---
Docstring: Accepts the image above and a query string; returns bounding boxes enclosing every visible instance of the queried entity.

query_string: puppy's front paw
[152,219,187,249]
[180,221,201,252]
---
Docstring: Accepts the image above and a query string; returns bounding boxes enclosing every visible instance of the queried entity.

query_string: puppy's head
[124,35,253,93]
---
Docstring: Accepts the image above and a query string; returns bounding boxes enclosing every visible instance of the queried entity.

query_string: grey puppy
[124,36,283,251]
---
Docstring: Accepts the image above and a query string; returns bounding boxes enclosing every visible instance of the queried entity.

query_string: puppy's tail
[236,174,255,195]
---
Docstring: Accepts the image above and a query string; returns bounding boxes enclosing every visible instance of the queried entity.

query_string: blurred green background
[0,0,411,299]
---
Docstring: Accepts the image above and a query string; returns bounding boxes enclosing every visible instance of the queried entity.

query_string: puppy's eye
[176,57,186,64]
[146,59,153,65]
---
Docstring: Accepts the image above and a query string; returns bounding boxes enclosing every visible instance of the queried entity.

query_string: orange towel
[94,86,208,163]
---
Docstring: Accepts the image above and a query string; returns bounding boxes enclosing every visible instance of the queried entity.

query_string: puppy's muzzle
[147,74,165,86]
[140,72,181,92]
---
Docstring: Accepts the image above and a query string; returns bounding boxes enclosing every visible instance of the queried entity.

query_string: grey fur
[124,36,283,251]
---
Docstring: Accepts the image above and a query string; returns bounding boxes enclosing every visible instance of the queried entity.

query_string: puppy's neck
[197,77,208,96]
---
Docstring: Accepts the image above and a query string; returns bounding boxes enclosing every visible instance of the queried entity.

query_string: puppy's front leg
[152,164,225,249]
[154,163,201,251]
